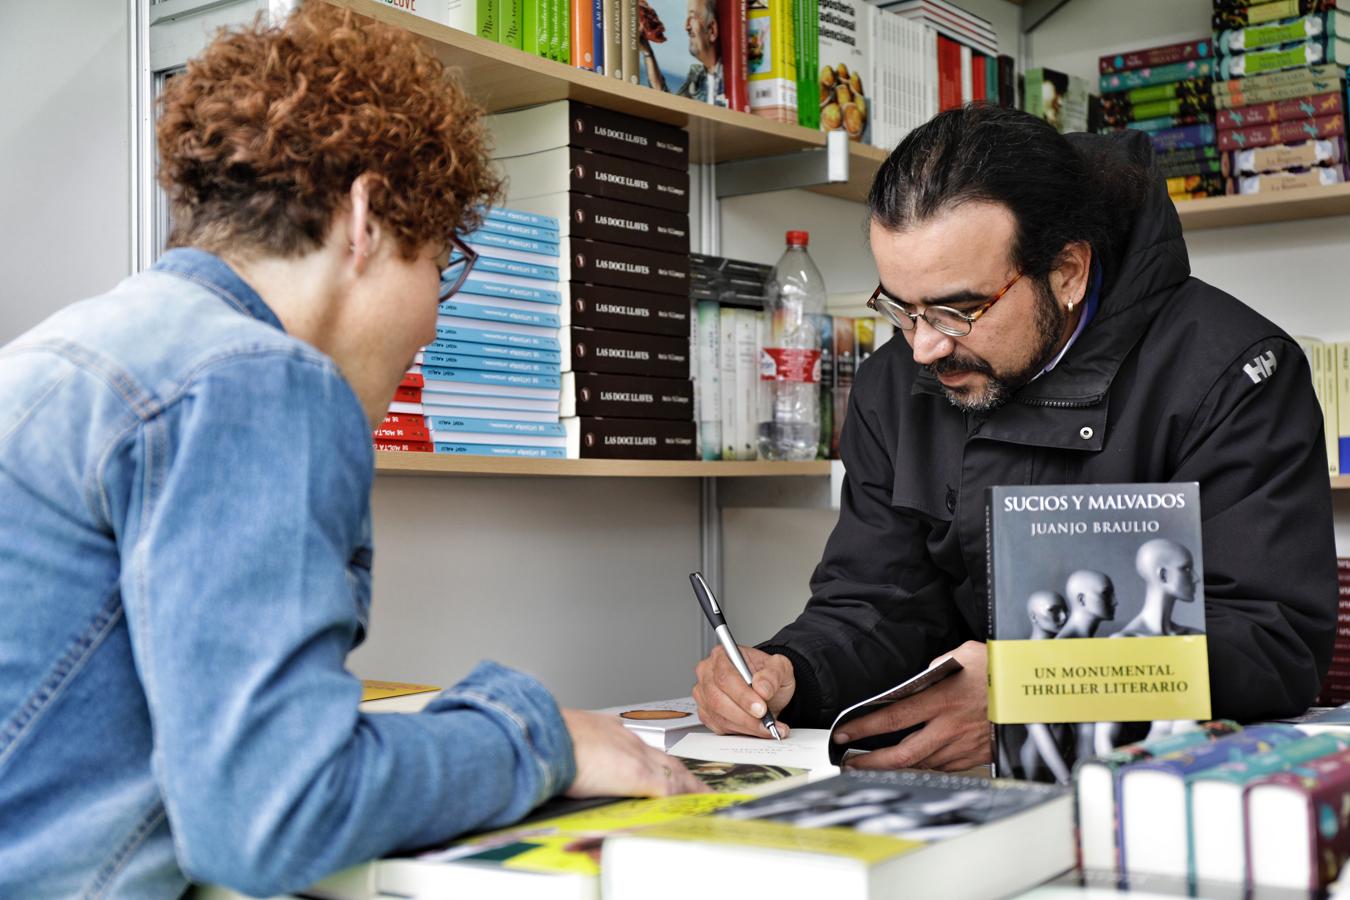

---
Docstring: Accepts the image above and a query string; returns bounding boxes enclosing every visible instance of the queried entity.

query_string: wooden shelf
[375,451,832,477]
[328,0,887,202]
[1332,476,1350,491]
[1176,182,1350,231]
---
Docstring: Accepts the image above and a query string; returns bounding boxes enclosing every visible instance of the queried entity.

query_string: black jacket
[763,132,1337,727]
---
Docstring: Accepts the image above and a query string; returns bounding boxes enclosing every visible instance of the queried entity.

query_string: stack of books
[377,207,567,460]
[492,100,697,460]
[690,254,772,460]
[880,0,1010,115]
[1074,720,1350,893]
[1318,556,1350,705]
[1212,1,1348,195]
[1098,38,1218,199]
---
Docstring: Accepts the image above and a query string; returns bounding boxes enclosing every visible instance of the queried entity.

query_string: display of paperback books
[986,482,1212,785]
[690,253,771,460]
[377,207,565,459]
[600,770,1075,900]
[635,0,747,108]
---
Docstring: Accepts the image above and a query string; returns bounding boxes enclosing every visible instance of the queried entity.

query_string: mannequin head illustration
[1027,590,1068,639]
[1136,538,1197,604]
[1056,570,1116,639]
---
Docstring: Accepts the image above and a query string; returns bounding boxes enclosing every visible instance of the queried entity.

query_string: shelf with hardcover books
[1174,179,1350,229]
[324,0,888,203]
[374,451,831,476]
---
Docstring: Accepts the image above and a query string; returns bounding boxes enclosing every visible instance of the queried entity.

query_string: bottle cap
[786,230,809,247]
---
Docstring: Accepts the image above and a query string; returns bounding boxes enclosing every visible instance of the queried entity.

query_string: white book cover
[696,301,722,459]
[737,307,760,461]
[593,697,706,750]
[719,310,740,459]
[485,101,570,159]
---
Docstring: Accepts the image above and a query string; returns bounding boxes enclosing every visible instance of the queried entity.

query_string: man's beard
[927,279,1068,413]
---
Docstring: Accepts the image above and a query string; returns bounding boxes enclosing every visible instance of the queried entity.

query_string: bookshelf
[1175,183,1350,231]
[375,452,831,478]
[326,0,888,203]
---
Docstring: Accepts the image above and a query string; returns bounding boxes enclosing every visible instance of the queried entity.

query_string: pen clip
[689,572,725,626]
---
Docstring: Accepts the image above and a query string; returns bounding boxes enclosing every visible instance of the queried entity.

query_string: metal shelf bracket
[714,130,850,199]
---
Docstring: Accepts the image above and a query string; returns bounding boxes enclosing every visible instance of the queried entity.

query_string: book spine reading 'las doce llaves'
[986,482,1212,783]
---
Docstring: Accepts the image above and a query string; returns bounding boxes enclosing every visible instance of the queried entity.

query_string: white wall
[0,1,132,334]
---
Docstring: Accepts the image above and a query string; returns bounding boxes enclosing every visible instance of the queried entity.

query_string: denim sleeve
[115,351,574,896]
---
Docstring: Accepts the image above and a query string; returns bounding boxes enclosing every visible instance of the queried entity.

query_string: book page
[671,729,837,775]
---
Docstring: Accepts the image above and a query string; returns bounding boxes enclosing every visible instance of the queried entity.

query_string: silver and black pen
[689,571,783,741]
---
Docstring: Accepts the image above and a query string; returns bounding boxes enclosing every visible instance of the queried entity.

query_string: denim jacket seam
[12,339,159,420]
[89,346,343,527]
[157,266,258,322]
[449,688,556,797]
[0,362,79,448]
[0,588,125,775]
[83,801,168,899]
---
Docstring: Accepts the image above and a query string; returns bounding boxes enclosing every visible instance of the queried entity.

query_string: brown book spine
[571,416,697,458]
[569,282,690,337]
[569,147,690,212]
[568,193,690,253]
[567,372,694,419]
[1216,91,1344,130]
[568,237,689,296]
[565,101,689,169]
[566,325,690,378]
[1217,113,1346,153]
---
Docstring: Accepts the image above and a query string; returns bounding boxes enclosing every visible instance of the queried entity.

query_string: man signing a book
[692,104,1336,771]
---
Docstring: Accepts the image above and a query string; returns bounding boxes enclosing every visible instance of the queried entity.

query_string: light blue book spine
[476,217,560,242]
[421,351,559,376]
[427,338,561,364]
[460,276,562,305]
[479,206,561,232]
[438,300,561,329]
[463,229,560,257]
[422,365,562,391]
[428,416,565,437]
[435,321,560,351]
[473,255,561,282]
[435,442,567,458]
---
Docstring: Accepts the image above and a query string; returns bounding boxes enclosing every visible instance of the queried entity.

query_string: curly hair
[156,0,501,260]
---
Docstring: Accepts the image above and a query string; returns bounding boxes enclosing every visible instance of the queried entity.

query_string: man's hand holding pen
[692,644,796,739]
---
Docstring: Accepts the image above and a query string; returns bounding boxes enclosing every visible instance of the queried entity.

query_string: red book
[1099,39,1211,75]
[373,439,433,453]
[937,36,961,112]
[400,372,424,389]
[1218,113,1346,153]
[1245,748,1350,890]
[717,0,749,112]
[1216,92,1344,131]
[394,385,422,404]
[374,425,433,443]
[382,413,427,429]
[971,53,987,102]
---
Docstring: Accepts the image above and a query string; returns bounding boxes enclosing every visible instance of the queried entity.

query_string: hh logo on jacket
[1243,350,1277,385]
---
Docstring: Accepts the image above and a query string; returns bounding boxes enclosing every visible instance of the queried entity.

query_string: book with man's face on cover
[986,482,1212,785]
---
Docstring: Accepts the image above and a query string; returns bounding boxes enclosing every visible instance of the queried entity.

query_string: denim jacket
[0,249,575,898]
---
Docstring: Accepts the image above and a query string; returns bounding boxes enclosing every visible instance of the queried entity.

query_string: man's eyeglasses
[438,236,479,301]
[867,271,1024,338]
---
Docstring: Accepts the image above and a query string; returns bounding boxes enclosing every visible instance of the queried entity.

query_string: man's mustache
[926,353,994,378]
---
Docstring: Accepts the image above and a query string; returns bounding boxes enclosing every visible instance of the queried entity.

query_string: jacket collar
[911,131,1191,451]
[152,247,286,333]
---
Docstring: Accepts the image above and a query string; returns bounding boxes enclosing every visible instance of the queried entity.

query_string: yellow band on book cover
[624,816,922,864]
[987,635,1211,724]
[360,680,441,702]
[461,794,751,876]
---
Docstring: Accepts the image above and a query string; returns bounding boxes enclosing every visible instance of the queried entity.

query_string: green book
[1212,61,1342,93]
[1216,10,1349,54]
[1104,78,1212,106]
[498,0,523,48]
[1215,75,1345,108]
[559,0,571,65]
[1217,35,1350,77]
[522,0,541,55]
[477,0,499,41]
[1189,731,1350,885]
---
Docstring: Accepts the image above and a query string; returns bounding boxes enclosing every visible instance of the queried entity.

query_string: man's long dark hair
[867,105,1151,298]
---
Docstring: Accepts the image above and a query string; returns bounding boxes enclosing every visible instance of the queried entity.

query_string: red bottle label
[760,348,822,384]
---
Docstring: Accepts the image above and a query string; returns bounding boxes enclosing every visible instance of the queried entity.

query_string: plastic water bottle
[757,231,825,461]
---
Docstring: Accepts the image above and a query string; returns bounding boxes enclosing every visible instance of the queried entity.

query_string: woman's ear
[347,174,383,273]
